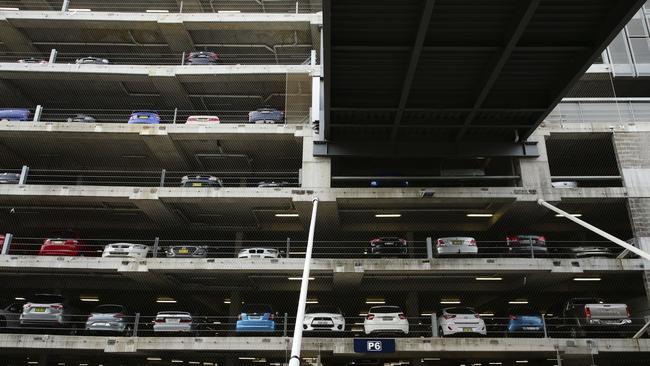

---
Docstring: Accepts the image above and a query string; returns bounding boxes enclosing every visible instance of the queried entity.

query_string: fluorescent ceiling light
[555,213,582,217]
[489,363,503,365]
[15,297,26,301]
[466,213,493,217]
[288,277,314,281]
[421,358,440,361]
[275,213,299,217]
[0,7,20,10]
[420,313,432,316]
[358,313,368,317]
[223,299,231,304]
[171,361,183,364]
[573,277,601,281]
[69,8,91,11]
[508,300,528,304]
[147,358,162,361]
[365,299,385,304]
[375,213,401,218]
[306,299,318,304]
[479,313,495,317]
[203,363,214,366]
[146,9,170,13]
[440,299,461,304]
[80,296,99,302]
[238,358,255,361]
[189,362,200,365]
[475,277,502,281]
[252,359,267,363]
[156,297,177,304]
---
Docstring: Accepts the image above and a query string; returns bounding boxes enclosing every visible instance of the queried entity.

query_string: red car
[39,231,88,256]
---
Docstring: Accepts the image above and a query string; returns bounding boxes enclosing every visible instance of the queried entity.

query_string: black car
[67,114,96,123]
[0,172,20,184]
[257,181,290,188]
[248,108,285,124]
[185,51,220,65]
[75,57,109,65]
[368,237,408,256]
[506,235,547,256]
[180,175,224,188]
[165,245,208,258]
[17,58,47,64]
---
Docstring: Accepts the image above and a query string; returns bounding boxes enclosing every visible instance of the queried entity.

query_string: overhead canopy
[323,0,645,146]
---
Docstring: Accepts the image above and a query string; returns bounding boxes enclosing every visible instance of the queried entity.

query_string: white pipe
[288,197,319,366]
[537,199,650,261]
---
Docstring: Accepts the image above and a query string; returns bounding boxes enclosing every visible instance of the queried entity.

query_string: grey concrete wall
[518,131,552,189]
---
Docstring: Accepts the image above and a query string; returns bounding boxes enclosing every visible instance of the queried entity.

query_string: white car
[153,311,194,334]
[437,307,486,337]
[102,243,150,258]
[436,237,478,256]
[551,181,578,188]
[238,248,281,259]
[364,306,409,335]
[303,305,345,332]
[186,115,220,124]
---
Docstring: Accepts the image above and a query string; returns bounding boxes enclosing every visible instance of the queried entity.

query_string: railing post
[542,313,548,338]
[19,165,29,185]
[133,312,140,337]
[179,0,184,13]
[152,237,160,258]
[173,107,178,124]
[160,169,166,188]
[1,233,13,255]
[283,312,288,336]
[61,0,70,11]
[286,237,291,258]
[431,314,438,337]
[48,49,58,64]
[426,237,433,260]
[33,105,43,122]
[181,52,186,65]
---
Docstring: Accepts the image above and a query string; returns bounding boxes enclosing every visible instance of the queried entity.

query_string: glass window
[609,31,635,76]
[627,11,648,37]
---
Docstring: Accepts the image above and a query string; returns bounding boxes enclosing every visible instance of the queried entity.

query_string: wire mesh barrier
[0,237,631,259]
[0,0,321,13]
[0,314,647,339]
[546,100,650,125]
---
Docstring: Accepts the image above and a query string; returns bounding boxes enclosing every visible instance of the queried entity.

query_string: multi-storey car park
[2,0,650,365]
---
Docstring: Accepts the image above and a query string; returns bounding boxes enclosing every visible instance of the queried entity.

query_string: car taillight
[155,318,165,323]
[269,313,275,320]
[436,239,445,247]
[367,314,375,320]
[584,306,591,318]
[23,303,31,309]
[469,239,477,246]
[475,314,481,319]
[398,313,406,320]
[208,117,220,122]
[114,313,124,319]
[626,306,631,318]
[187,117,197,122]
[443,314,456,320]
[370,239,380,247]
[509,315,517,320]
[506,235,518,243]
[238,314,243,320]
[538,236,546,242]
[180,319,192,323]
[65,240,78,245]
[51,304,63,310]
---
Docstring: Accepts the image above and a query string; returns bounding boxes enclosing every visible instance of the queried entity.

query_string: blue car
[506,307,544,336]
[248,108,285,124]
[236,304,276,333]
[0,108,31,121]
[127,111,160,124]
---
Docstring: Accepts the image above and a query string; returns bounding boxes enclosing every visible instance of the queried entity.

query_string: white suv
[364,306,409,335]
[237,248,281,259]
[437,307,486,336]
[303,305,345,332]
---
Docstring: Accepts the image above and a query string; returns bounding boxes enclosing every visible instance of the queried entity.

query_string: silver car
[20,294,80,333]
[237,248,281,259]
[436,237,478,256]
[0,172,20,184]
[153,311,195,334]
[102,243,150,259]
[85,304,132,335]
[571,246,615,258]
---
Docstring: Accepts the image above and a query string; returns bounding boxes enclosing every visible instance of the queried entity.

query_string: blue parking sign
[354,339,396,353]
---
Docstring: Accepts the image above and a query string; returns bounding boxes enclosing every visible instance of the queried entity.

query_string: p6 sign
[353,339,396,353]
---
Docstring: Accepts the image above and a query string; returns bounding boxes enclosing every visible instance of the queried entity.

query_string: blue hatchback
[236,304,276,333]
[127,111,160,124]
[0,108,31,121]
[506,307,544,336]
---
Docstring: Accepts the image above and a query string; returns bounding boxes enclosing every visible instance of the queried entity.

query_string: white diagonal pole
[289,197,319,366]
[537,199,650,261]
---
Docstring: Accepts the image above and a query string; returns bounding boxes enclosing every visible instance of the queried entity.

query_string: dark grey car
[67,114,96,123]
[85,304,133,335]
[0,172,20,184]
[165,245,208,258]
[75,57,109,65]
[248,108,285,124]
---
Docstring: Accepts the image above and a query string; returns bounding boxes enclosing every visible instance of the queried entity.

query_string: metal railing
[546,99,650,125]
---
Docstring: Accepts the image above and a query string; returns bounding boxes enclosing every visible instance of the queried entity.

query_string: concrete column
[517,130,552,189]
[405,291,419,318]
[406,231,415,258]
[234,231,244,256]
[228,291,242,318]
[301,133,331,188]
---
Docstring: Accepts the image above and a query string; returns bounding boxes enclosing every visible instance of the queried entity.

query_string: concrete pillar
[234,232,244,256]
[406,231,415,258]
[518,131,552,189]
[405,291,419,318]
[301,133,331,188]
[228,291,242,318]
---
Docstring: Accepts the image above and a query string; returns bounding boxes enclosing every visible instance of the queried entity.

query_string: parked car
[438,307,486,337]
[364,306,409,335]
[303,305,345,332]
[17,58,47,64]
[237,248,281,259]
[562,297,632,337]
[185,51,220,65]
[0,108,31,121]
[368,237,407,256]
[552,181,578,188]
[165,245,208,258]
[67,114,96,123]
[0,301,25,332]
[20,294,80,333]
[102,243,150,259]
[185,115,220,124]
[180,175,224,188]
[75,56,109,65]
[506,307,544,337]
[236,304,276,333]
[85,304,133,335]
[436,237,478,256]
[153,311,195,334]
[127,111,160,124]
[506,235,547,256]
[0,172,20,184]
[571,246,615,258]
[257,181,290,188]
[248,108,285,124]
[39,231,88,256]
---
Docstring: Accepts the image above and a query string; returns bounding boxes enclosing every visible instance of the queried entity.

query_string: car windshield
[306,306,340,314]
[508,307,538,315]
[370,306,400,313]
[29,294,65,304]
[445,307,476,315]
[93,305,124,314]
[242,304,272,314]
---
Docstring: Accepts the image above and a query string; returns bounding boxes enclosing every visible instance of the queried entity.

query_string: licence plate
[523,327,538,331]
[192,183,203,187]
[382,317,393,321]
[34,307,46,313]
[138,116,149,119]
[52,240,65,245]
[250,255,260,258]
[452,240,463,245]
[166,318,180,323]
[178,248,189,254]
[94,322,110,327]
[314,321,332,325]
[463,328,473,332]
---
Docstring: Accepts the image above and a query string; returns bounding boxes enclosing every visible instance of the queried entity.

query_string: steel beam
[455,0,541,142]
[389,0,436,141]
[313,141,539,158]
